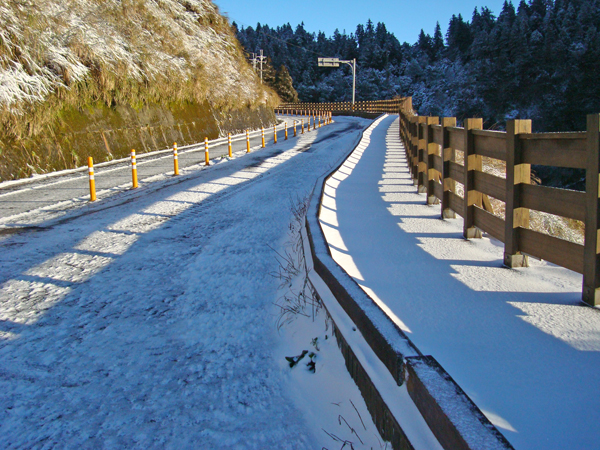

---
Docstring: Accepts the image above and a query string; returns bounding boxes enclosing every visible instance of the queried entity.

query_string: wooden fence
[399,110,600,306]
[276,97,412,115]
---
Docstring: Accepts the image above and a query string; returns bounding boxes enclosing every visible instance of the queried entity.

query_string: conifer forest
[235,0,600,134]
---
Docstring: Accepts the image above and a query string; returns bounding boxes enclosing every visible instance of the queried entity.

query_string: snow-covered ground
[0,116,390,448]
[320,114,600,449]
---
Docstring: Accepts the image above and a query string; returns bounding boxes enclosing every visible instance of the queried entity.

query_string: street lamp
[318,57,356,107]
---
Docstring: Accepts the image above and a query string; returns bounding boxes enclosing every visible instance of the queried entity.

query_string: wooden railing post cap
[507,119,532,134]
[465,118,483,130]
[587,113,600,130]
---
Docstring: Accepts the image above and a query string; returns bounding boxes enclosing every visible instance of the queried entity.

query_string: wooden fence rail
[399,109,600,306]
[276,97,412,115]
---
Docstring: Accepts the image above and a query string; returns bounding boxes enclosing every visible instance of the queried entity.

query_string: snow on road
[0,116,387,448]
[321,114,600,449]
[0,125,279,221]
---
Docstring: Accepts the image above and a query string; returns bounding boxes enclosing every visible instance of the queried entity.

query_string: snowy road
[321,114,600,449]
[0,116,388,448]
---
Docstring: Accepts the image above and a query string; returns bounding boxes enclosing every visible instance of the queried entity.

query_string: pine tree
[273,65,299,102]
[432,23,445,60]
[446,14,472,60]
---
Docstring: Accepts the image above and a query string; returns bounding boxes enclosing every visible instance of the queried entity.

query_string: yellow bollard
[261,127,265,148]
[173,142,179,175]
[228,133,232,158]
[293,121,297,137]
[88,157,96,201]
[284,122,288,140]
[308,117,311,132]
[131,150,138,188]
[204,137,210,166]
[301,118,304,134]
[246,129,251,153]
[274,124,277,144]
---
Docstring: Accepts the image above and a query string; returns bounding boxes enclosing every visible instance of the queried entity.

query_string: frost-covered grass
[273,196,390,450]
[271,196,322,330]
[0,0,278,139]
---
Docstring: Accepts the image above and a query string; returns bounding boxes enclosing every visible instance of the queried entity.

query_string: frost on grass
[0,0,275,123]
[272,196,390,450]
[271,195,321,330]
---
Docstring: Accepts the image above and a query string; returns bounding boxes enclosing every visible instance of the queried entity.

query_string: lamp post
[318,57,356,107]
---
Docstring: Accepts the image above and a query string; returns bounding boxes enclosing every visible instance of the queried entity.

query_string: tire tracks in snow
[0,117,373,448]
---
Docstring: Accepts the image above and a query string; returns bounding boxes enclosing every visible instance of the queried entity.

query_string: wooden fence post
[400,113,407,149]
[409,116,419,183]
[463,119,484,239]
[404,113,411,162]
[415,117,427,186]
[504,119,532,267]
[441,118,457,218]
[418,117,427,192]
[425,117,440,203]
[583,114,600,306]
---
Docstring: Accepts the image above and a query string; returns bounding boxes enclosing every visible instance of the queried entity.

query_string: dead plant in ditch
[270,195,321,330]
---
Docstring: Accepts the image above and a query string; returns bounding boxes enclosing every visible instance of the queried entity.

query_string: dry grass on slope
[0,0,278,140]
[450,152,584,245]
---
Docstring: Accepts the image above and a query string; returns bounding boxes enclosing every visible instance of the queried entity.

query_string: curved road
[0,116,373,448]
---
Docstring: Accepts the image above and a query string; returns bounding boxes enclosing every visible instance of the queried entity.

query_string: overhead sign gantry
[318,57,357,106]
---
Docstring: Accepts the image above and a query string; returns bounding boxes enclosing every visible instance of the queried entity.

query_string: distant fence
[276,97,412,115]
[399,109,600,306]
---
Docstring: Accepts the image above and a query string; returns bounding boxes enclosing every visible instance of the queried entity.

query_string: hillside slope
[0,0,279,181]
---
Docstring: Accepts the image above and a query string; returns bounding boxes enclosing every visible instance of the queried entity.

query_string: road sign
[318,57,340,67]
[317,57,357,105]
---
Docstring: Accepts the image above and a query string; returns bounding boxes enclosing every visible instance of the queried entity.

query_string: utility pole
[257,49,266,84]
[250,50,268,84]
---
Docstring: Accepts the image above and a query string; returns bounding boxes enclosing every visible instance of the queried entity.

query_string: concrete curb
[303,114,514,450]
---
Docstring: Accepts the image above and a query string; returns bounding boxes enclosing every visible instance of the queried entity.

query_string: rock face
[0,0,278,181]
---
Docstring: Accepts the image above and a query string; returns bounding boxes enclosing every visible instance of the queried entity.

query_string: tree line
[234,0,600,133]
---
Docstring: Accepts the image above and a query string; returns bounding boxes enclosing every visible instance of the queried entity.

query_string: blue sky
[213,0,508,44]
